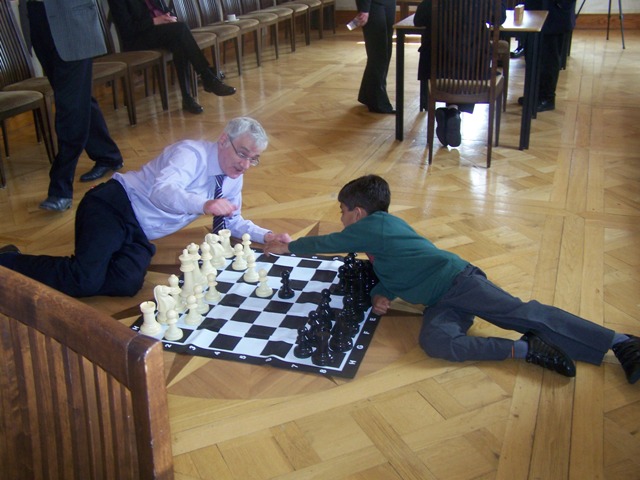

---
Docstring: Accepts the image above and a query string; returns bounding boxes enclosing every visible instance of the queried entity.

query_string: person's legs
[423,265,615,365]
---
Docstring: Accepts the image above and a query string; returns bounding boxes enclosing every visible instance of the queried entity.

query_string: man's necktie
[212,175,226,233]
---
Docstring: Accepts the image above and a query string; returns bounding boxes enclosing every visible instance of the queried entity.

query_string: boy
[264,175,640,384]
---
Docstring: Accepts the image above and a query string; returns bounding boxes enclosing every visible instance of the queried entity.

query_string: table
[394,10,548,150]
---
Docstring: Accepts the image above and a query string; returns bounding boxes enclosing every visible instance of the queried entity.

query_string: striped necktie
[212,175,226,233]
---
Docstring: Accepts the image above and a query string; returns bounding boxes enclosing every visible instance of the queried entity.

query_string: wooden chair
[286,0,322,39]
[217,0,265,67]
[275,0,311,46]
[0,266,174,479]
[237,0,281,59]
[0,91,54,187]
[256,0,296,52]
[173,0,243,77]
[426,0,504,167]
[95,0,170,123]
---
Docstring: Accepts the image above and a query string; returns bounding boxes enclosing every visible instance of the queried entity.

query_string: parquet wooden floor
[1,27,639,480]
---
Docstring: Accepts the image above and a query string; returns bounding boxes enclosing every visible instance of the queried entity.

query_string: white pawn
[194,284,209,314]
[219,229,234,258]
[199,242,215,276]
[205,272,221,302]
[139,301,161,336]
[242,233,253,260]
[255,268,273,297]
[232,243,247,270]
[184,295,203,326]
[168,274,186,313]
[243,253,259,283]
[164,309,183,341]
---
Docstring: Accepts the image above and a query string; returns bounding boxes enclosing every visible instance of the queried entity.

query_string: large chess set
[131,230,381,378]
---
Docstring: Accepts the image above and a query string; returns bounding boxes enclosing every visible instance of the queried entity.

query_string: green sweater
[289,211,469,306]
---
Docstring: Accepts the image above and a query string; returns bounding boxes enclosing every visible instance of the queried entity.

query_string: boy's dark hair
[338,175,390,214]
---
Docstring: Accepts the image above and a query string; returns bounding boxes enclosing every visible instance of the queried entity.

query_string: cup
[227,14,237,22]
[514,4,524,24]
[346,18,360,31]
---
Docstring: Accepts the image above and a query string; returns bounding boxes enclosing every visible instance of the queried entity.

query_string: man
[0,117,291,298]
[19,0,125,211]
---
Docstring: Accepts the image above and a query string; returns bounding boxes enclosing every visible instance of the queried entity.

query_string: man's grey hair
[224,117,269,150]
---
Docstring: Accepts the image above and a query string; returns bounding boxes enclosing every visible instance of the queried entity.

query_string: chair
[255,0,296,52]
[426,0,504,167]
[0,266,174,479]
[285,0,322,39]
[274,0,311,46]
[237,0,281,59]
[95,0,170,123]
[173,0,243,77]
[217,0,265,66]
[0,91,54,187]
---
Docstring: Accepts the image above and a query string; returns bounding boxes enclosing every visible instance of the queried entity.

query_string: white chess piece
[242,233,253,260]
[205,233,226,268]
[187,242,205,286]
[219,229,234,258]
[255,268,273,297]
[194,284,209,314]
[199,242,215,276]
[168,274,186,313]
[153,284,174,324]
[243,253,259,283]
[184,295,203,326]
[164,309,183,341]
[179,248,196,300]
[205,272,221,302]
[139,301,162,336]
[232,243,247,270]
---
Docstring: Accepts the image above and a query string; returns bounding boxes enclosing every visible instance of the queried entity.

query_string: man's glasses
[229,137,260,167]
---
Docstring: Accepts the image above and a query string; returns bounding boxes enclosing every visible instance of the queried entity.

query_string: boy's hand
[372,295,391,316]
[263,240,290,256]
[264,232,292,244]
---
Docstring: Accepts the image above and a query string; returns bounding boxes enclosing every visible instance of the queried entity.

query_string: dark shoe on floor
[368,106,396,114]
[445,107,462,147]
[182,96,204,114]
[510,45,525,59]
[39,196,72,211]
[202,74,236,96]
[0,244,20,255]
[435,107,448,146]
[523,332,576,377]
[517,97,556,112]
[612,335,640,384]
[79,162,123,182]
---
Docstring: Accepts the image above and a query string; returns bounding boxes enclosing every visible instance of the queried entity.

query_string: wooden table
[393,10,549,150]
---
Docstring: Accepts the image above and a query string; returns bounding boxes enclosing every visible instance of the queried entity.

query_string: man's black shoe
[39,196,72,211]
[182,96,204,114]
[0,244,20,255]
[445,108,462,147]
[523,332,576,377]
[510,45,525,59]
[79,163,123,182]
[202,74,236,96]
[612,335,640,384]
[435,107,448,146]
[517,97,555,112]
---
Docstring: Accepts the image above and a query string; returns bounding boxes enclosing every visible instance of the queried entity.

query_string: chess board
[131,251,380,378]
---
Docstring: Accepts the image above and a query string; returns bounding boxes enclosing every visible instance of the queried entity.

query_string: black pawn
[293,326,313,358]
[312,330,334,366]
[278,269,295,299]
[329,312,353,352]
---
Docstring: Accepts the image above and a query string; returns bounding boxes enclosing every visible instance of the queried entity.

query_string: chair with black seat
[172,0,243,77]
[95,0,170,122]
[0,266,174,479]
[0,91,54,188]
[425,0,504,167]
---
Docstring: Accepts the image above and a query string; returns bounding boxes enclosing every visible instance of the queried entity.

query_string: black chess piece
[342,294,361,336]
[329,312,353,352]
[307,311,322,346]
[278,269,295,299]
[293,326,313,358]
[316,289,335,324]
[311,330,334,366]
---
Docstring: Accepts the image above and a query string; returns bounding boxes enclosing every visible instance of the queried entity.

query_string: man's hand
[203,198,238,217]
[153,13,177,25]
[371,295,391,316]
[263,240,291,256]
[264,232,292,244]
[356,11,369,27]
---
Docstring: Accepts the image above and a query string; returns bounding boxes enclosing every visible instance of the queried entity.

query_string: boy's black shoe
[612,335,640,384]
[0,244,20,255]
[523,332,576,377]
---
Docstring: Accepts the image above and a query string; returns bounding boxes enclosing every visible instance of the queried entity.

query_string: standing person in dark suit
[18,0,125,211]
[520,0,576,112]
[107,0,236,115]
[354,0,396,114]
